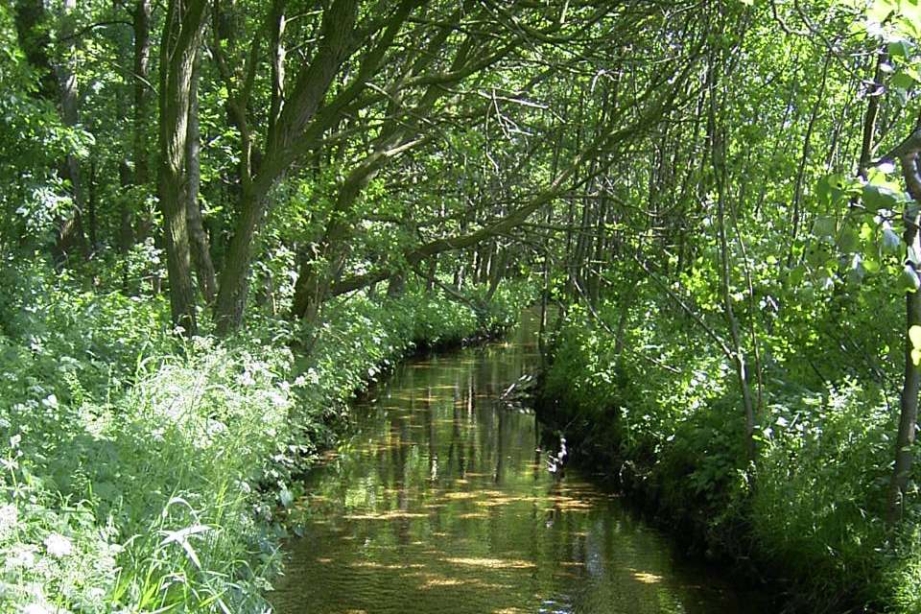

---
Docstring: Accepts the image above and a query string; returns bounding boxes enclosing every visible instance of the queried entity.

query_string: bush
[752,383,892,606]
[1,340,297,612]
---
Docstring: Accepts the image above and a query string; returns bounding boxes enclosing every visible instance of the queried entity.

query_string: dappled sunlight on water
[271,316,767,614]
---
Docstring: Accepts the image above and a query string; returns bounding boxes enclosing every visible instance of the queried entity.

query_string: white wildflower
[23,604,52,614]
[269,391,287,408]
[206,419,227,437]
[0,504,18,540]
[6,544,37,569]
[43,533,73,558]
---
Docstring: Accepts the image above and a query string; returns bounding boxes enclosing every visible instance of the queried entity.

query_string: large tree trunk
[214,186,265,335]
[157,0,208,334]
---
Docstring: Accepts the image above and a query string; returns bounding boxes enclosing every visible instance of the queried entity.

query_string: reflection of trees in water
[495,409,505,485]
[272,337,754,614]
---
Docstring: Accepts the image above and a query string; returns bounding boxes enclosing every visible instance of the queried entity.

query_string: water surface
[271,320,766,614]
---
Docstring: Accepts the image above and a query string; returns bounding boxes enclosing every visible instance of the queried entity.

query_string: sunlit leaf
[909,325,921,349]
[882,226,902,255]
[814,216,836,238]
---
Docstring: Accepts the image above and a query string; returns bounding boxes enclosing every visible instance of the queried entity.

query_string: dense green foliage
[532,1,921,610]
[6,0,921,610]
[540,300,897,609]
[0,269,526,611]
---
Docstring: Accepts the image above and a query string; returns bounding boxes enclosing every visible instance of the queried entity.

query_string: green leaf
[837,225,860,252]
[891,71,917,91]
[817,173,856,207]
[847,254,865,284]
[888,40,913,59]
[882,226,902,255]
[817,175,832,207]
[814,216,836,238]
[862,184,901,211]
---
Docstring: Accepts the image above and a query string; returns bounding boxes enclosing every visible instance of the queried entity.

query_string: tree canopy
[7,0,921,611]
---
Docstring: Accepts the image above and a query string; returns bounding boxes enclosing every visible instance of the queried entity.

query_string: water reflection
[271,321,764,614]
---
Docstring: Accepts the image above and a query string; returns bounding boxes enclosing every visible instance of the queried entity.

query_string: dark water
[271,315,767,614]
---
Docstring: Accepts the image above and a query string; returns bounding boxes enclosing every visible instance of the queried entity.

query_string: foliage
[753,384,892,606]
[7,0,921,610]
[538,291,908,610]
[0,269,503,612]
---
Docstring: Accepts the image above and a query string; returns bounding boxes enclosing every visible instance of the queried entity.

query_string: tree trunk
[133,0,153,244]
[214,186,264,334]
[387,274,405,298]
[289,141,401,321]
[118,162,133,256]
[484,246,508,302]
[213,0,360,334]
[707,43,757,463]
[158,0,208,334]
[185,57,217,304]
[888,150,921,522]
[425,259,437,293]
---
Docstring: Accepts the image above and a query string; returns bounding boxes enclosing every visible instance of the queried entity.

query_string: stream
[270,315,768,614]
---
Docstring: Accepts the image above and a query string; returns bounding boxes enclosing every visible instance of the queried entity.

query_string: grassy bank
[535,302,917,613]
[0,270,529,613]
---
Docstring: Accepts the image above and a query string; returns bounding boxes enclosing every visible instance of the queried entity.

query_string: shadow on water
[271,312,769,614]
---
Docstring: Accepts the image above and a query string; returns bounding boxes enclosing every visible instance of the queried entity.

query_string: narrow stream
[271,316,767,614]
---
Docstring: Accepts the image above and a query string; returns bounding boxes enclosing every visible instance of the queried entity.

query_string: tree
[157,0,208,333]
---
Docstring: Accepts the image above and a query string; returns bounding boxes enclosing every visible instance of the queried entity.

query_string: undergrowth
[0,264,530,613]
[537,296,917,613]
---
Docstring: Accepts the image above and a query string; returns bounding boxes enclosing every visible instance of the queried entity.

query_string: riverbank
[271,314,768,614]
[0,278,529,613]
[533,304,917,613]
